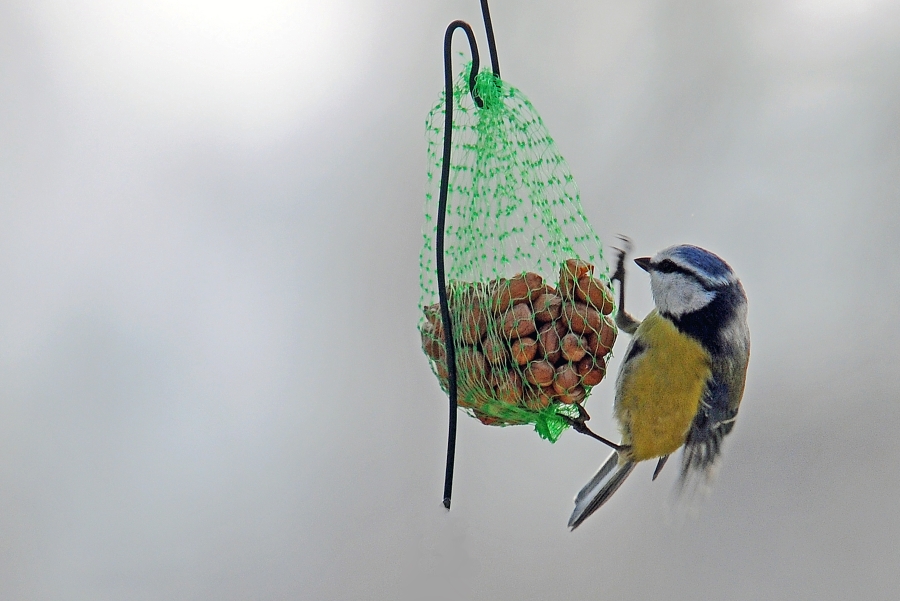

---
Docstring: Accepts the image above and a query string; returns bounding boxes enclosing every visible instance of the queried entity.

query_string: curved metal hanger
[436,1,501,510]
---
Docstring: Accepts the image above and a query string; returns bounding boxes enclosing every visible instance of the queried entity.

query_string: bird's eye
[655,259,679,273]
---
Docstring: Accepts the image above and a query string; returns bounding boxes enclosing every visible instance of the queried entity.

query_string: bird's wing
[678,353,748,485]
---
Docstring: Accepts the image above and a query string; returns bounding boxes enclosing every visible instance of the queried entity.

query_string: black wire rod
[437,20,480,510]
[480,0,500,78]
[437,0,503,510]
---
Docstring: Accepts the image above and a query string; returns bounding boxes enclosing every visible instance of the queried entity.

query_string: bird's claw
[611,235,632,284]
[613,234,633,251]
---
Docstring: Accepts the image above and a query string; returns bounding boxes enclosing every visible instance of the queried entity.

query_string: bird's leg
[565,404,624,452]
[612,236,640,335]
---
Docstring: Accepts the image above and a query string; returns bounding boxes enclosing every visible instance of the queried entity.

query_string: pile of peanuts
[421,259,617,424]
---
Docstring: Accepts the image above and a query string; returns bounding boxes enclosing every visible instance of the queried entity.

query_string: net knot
[474,70,503,110]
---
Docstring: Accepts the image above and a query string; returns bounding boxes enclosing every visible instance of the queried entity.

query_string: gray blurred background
[1,0,899,599]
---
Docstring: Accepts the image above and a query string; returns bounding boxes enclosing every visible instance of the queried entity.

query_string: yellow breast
[615,310,711,462]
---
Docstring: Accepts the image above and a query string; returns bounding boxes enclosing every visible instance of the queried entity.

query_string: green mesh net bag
[419,62,618,443]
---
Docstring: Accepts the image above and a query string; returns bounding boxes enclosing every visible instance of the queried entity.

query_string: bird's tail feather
[568,451,636,530]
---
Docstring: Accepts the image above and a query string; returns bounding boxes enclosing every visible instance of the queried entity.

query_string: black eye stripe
[652,259,720,288]
[654,259,687,275]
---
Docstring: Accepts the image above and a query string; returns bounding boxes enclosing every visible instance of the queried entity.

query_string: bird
[568,239,750,530]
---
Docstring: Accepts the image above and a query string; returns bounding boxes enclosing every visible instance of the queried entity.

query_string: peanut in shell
[500,303,536,338]
[475,412,500,426]
[524,360,555,387]
[560,332,587,363]
[423,304,445,339]
[494,369,524,406]
[586,314,617,356]
[482,332,509,365]
[556,384,586,405]
[458,383,492,409]
[510,337,539,365]
[565,258,594,279]
[492,277,525,312]
[561,301,603,335]
[434,357,449,383]
[523,385,554,411]
[458,305,487,344]
[537,322,562,364]
[577,355,606,386]
[453,285,488,344]
[559,259,594,300]
[599,314,617,350]
[523,272,546,301]
[533,293,562,323]
[493,272,544,312]
[457,347,488,386]
[553,363,580,394]
[575,275,615,315]
[420,321,445,361]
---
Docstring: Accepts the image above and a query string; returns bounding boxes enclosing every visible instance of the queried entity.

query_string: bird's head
[635,245,739,319]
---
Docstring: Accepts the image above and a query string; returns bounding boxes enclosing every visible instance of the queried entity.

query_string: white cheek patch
[651,272,716,317]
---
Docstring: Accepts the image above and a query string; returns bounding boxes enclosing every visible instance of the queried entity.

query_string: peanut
[453,285,488,344]
[423,303,445,339]
[533,293,562,323]
[493,272,542,311]
[560,332,587,363]
[482,332,508,365]
[500,303,536,338]
[476,412,500,426]
[561,301,602,335]
[599,314,617,351]
[537,322,562,364]
[553,363,580,394]
[524,360,555,387]
[577,355,606,386]
[556,385,586,405]
[523,272,545,301]
[575,275,615,315]
[523,385,554,411]
[494,369,524,405]
[559,259,594,299]
[457,347,487,386]
[510,337,539,365]
[420,320,445,361]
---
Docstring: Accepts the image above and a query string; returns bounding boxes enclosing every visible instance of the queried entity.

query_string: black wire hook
[437,20,477,510]
[480,0,501,78]
[445,21,482,109]
[437,2,502,510]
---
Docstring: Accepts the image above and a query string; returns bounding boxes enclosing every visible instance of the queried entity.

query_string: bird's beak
[634,257,652,272]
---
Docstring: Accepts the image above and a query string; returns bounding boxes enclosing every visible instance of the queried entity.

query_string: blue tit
[568,241,750,530]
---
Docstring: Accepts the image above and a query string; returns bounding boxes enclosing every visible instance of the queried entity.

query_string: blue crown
[669,245,733,283]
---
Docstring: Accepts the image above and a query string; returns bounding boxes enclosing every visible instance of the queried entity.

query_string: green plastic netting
[419,63,616,442]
